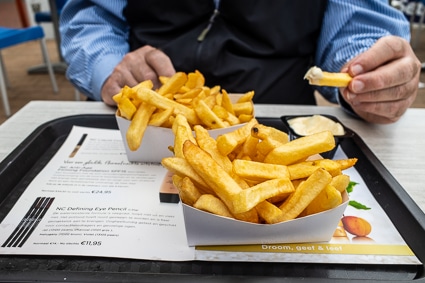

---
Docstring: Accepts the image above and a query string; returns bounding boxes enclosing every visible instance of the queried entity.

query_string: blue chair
[0,26,58,117]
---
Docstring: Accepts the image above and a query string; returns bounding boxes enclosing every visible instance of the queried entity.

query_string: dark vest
[124,0,327,105]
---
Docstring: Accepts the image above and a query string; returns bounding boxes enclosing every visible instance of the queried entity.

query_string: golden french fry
[232,159,290,182]
[177,176,202,206]
[132,80,154,92]
[331,174,351,193]
[212,104,229,120]
[287,161,320,180]
[136,87,201,125]
[183,140,243,214]
[148,108,174,126]
[174,125,192,158]
[158,76,169,85]
[172,114,196,144]
[126,102,156,151]
[238,135,259,160]
[335,158,358,170]
[209,85,221,95]
[185,70,205,89]
[194,125,233,173]
[251,124,289,143]
[255,201,285,224]
[117,97,137,120]
[173,88,202,100]
[301,184,342,216]
[161,157,211,193]
[194,194,234,219]
[194,100,227,129]
[264,131,335,165]
[256,138,285,156]
[237,91,255,103]
[313,159,342,177]
[232,178,295,214]
[279,168,332,221]
[233,101,254,117]
[157,72,188,96]
[216,118,258,156]
[304,66,352,87]
[221,89,235,115]
[238,114,253,123]
[223,111,240,125]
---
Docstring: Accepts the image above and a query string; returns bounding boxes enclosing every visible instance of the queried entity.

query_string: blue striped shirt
[59,0,410,103]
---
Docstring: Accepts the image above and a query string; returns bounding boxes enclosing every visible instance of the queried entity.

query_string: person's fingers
[344,64,419,106]
[145,48,175,76]
[144,48,175,88]
[348,93,415,124]
[347,36,410,75]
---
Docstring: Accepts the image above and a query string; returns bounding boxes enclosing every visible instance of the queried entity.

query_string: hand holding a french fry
[307,36,420,124]
[340,36,420,124]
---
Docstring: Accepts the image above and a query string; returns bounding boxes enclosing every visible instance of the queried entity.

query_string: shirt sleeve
[315,0,411,104]
[59,0,128,101]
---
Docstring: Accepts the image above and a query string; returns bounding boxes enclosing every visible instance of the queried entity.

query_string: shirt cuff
[91,54,124,101]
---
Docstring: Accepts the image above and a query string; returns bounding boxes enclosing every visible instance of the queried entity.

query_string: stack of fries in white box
[113,70,254,151]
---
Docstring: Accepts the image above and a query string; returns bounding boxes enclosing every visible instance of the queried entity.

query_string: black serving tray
[0,114,424,283]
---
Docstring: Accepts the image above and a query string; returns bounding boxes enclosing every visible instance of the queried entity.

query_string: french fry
[194,125,233,173]
[304,66,352,87]
[237,90,255,103]
[233,101,254,117]
[216,118,258,156]
[136,87,201,125]
[331,174,351,193]
[185,70,205,89]
[148,107,174,126]
[279,168,332,221]
[157,72,188,96]
[301,184,342,216]
[126,102,156,151]
[232,178,295,214]
[117,97,137,120]
[264,131,335,165]
[172,114,196,145]
[161,157,211,193]
[287,161,320,180]
[335,158,358,170]
[232,159,290,182]
[194,100,227,129]
[174,125,192,158]
[194,194,234,219]
[251,124,289,143]
[256,201,285,224]
[183,140,243,214]
[176,176,202,206]
[221,89,235,115]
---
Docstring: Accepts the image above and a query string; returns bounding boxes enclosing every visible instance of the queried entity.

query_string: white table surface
[1,100,424,214]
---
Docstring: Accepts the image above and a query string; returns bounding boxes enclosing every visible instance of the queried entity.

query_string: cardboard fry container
[182,192,348,246]
[116,115,247,162]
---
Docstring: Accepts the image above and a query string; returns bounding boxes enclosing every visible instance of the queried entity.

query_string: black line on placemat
[2,197,54,248]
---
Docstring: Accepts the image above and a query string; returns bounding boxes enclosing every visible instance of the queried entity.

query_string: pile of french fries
[113,70,254,151]
[162,117,357,224]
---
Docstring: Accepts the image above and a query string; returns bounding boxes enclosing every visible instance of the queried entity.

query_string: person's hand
[101,45,175,105]
[340,36,421,124]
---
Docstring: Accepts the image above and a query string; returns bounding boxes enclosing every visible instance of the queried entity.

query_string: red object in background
[15,0,29,27]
